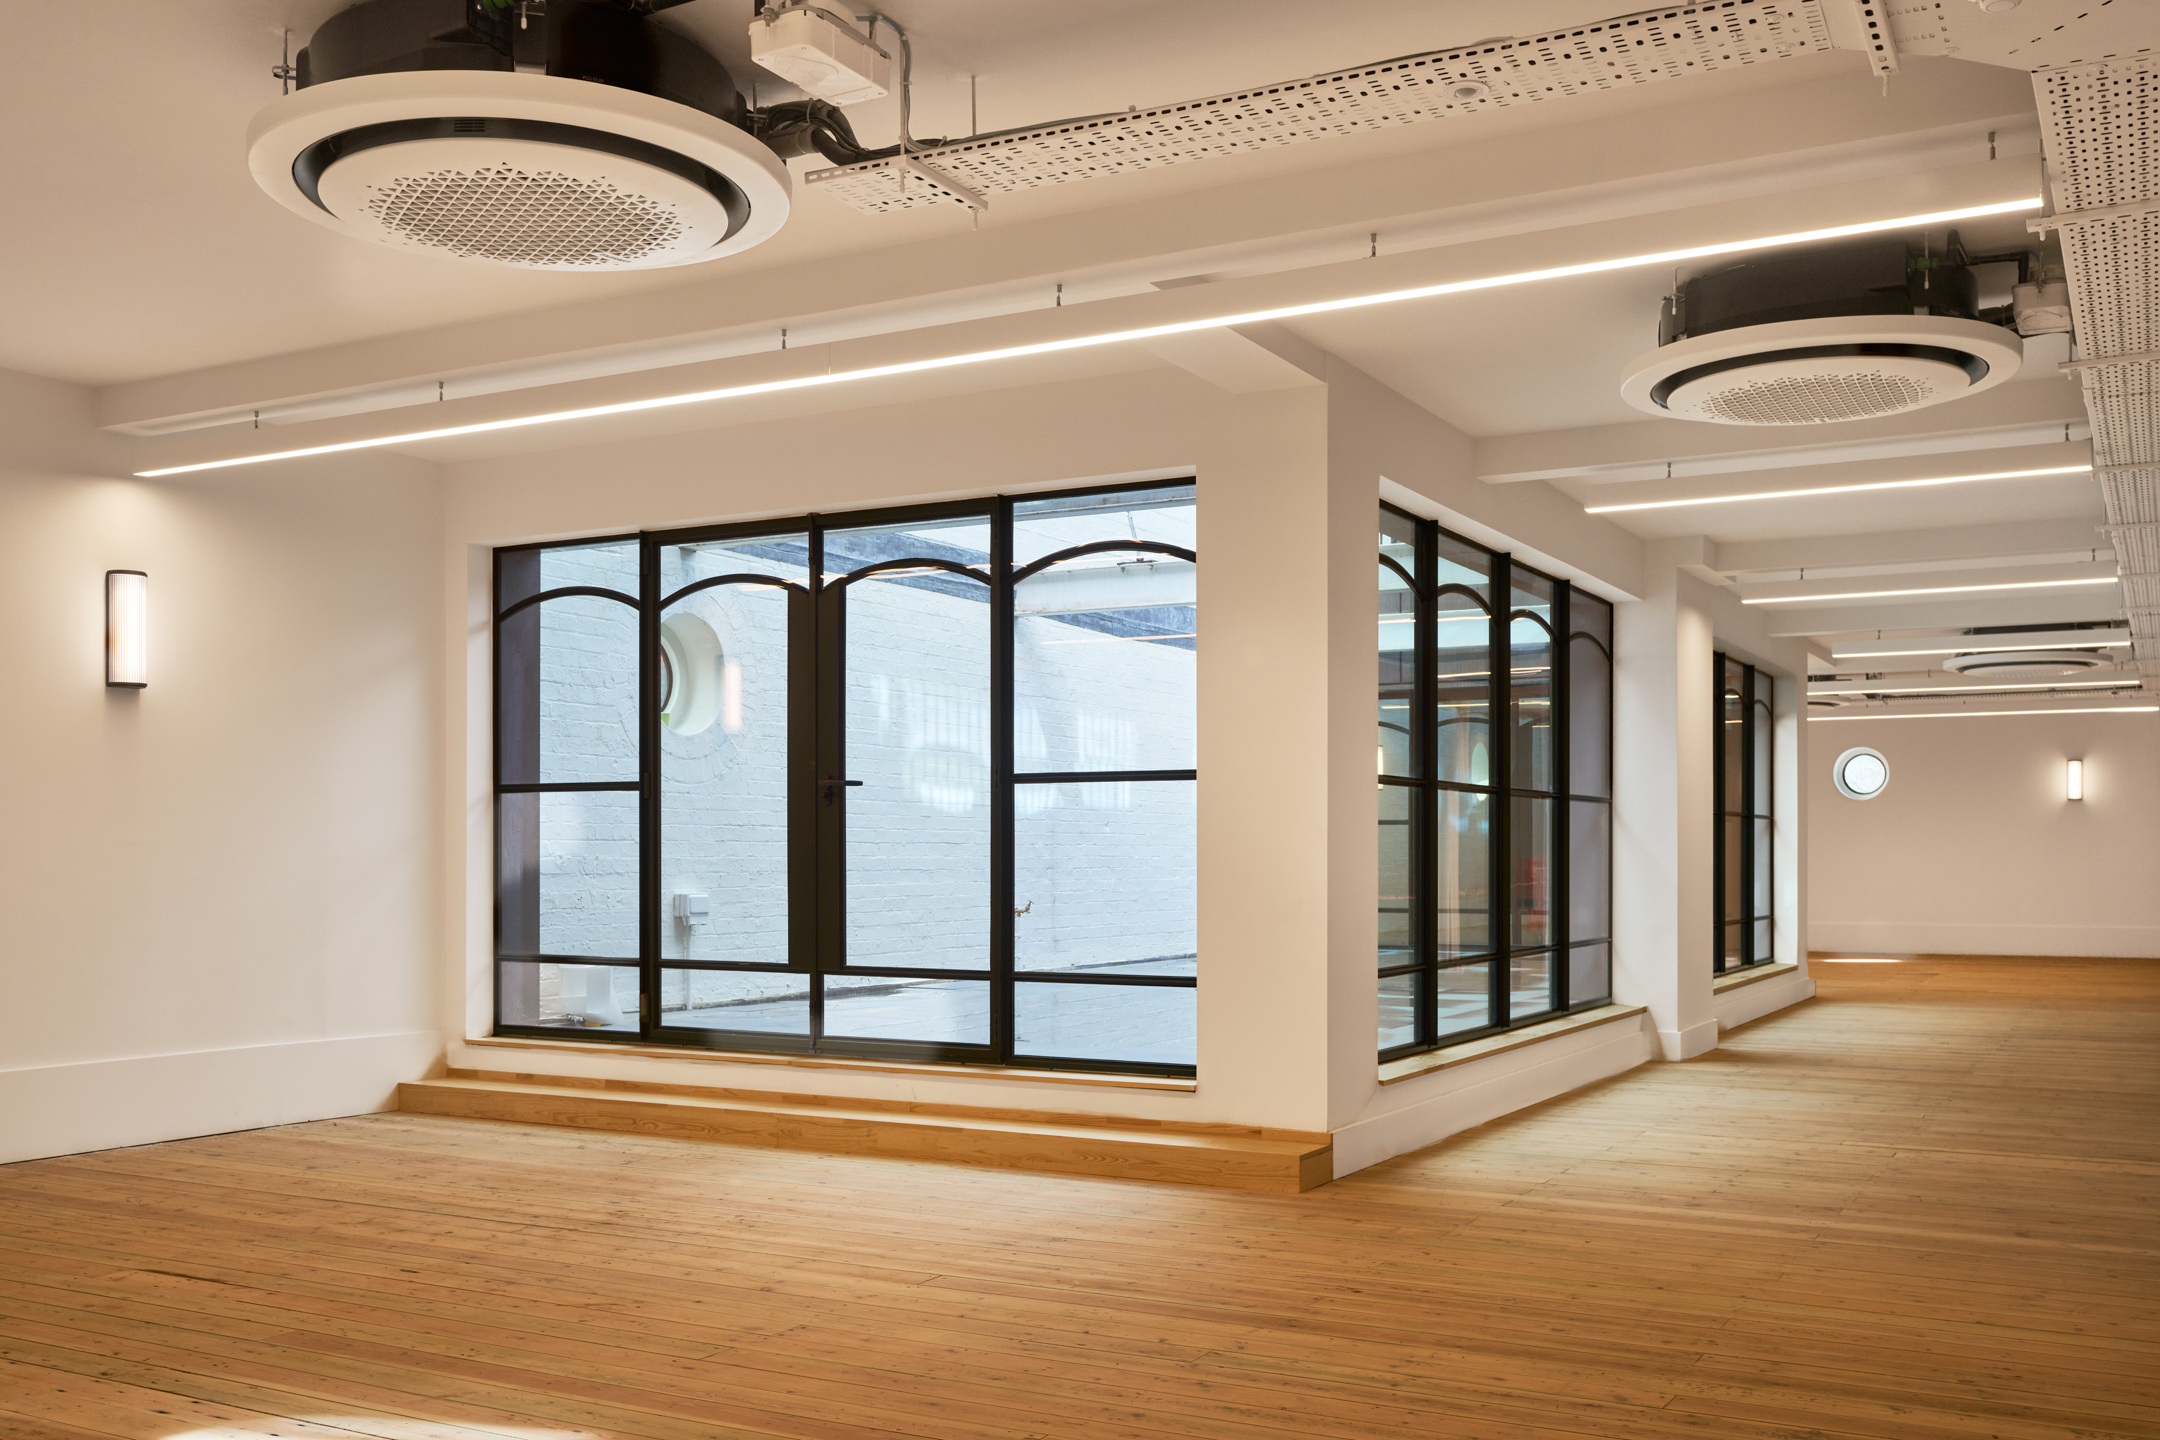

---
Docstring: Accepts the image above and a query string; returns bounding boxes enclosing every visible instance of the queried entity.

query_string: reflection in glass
[1752,918,1773,963]
[1723,815,1744,922]
[1439,788,1492,958]
[497,593,639,786]
[1568,632,1611,797]
[1016,554,1195,774]
[1379,783,1416,969]
[1436,962,1492,1038]
[1510,951,1553,1019]
[1510,569,1555,793]
[1722,659,1746,807]
[1379,972,1418,1050]
[1752,697,1774,809]
[1752,818,1773,918]
[1569,801,1611,944]
[658,968,810,1035]
[1016,983,1194,1067]
[1015,781,1194,976]
[498,789,639,959]
[1013,485,1194,567]
[833,516,993,971]
[824,979,990,1045]
[1724,923,1746,968]
[660,542,801,965]
[1379,512,1419,777]
[498,960,638,1032]
[1568,944,1611,1007]
[1510,795,1554,950]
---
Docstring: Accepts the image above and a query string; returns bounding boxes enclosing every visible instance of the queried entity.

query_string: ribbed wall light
[2066,758,2084,801]
[106,570,148,688]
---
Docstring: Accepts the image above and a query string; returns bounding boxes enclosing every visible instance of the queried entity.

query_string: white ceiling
[5,0,2134,701]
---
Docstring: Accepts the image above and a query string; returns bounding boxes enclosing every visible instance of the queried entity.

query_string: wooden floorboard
[2,953,2155,1440]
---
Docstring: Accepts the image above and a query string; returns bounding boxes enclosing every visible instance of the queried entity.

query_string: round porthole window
[657,613,727,735]
[1833,746,1889,800]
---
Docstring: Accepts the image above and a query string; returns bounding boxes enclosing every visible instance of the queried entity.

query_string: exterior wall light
[2066,758,2084,801]
[105,570,148,689]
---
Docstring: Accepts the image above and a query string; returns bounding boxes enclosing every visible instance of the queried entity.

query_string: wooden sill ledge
[1713,960,1801,993]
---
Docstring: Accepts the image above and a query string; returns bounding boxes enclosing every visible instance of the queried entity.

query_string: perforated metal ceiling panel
[806,0,1834,214]
[2037,55,2160,681]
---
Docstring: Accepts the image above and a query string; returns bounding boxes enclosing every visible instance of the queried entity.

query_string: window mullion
[638,531,660,1039]
[990,495,1016,1064]
[1490,551,1512,1033]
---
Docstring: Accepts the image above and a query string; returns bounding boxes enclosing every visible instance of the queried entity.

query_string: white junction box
[749,7,891,106]
[673,891,711,925]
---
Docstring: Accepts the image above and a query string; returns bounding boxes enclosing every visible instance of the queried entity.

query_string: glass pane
[1568,943,1611,1007]
[1379,511,1419,778]
[1723,922,1746,969]
[1436,961,1492,1038]
[824,978,990,1045]
[1510,951,1554,1019]
[1753,918,1774,964]
[497,593,640,785]
[1379,784,1416,969]
[660,557,799,965]
[497,789,638,959]
[1508,569,1555,792]
[1015,982,1195,1067]
[1568,632,1611,798]
[658,968,810,1036]
[1721,659,1746,812]
[498,960,637,1032]
[1015,780,1194,974]
[1510,795,1554,950]
[1435,535,1493,786]
[1723,815,1745,925]
[1379,972,1418,1051]
[1751,817,1774,918]
[1015,555,1195,775]
[1751,697,1774,817]
[1569,801,1611,944]
[1012,485,1194,568]
[1439,788,1492,959]
[836,516,993,971]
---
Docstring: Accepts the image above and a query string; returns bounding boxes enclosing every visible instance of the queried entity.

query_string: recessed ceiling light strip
[134,197,2042,479]
[1828,637,2130,658]
[1810,679,2133,696]
[1584,464,2091,514]
[1810,705,2157,720]
[1743,576,2117,605]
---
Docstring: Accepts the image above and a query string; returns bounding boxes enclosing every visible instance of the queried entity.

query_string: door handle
[821,776,864,804]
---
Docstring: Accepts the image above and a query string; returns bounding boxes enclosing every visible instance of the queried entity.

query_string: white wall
[1809,709,2160,959]
[0,367,443,1165]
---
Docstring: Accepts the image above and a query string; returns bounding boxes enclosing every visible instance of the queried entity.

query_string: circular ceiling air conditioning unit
[247,0,790,271]
[1620,238,2022,425]
[1941,649,2112,678]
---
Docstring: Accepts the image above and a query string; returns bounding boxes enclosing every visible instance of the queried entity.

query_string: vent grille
[360,163,690,267]
[807,0,1833,212]
[1692,370,1936,425]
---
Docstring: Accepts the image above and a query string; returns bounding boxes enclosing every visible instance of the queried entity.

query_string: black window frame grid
[491,478,1199,1077]
[1714,654,1776,973]
[1378,503,1614,1062]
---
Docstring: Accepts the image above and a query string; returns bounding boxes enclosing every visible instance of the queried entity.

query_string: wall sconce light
[2066,758,2084,801]
[106,570,147,688]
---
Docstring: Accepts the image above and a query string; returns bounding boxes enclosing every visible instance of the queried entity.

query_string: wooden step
[398,1072,1332,1193]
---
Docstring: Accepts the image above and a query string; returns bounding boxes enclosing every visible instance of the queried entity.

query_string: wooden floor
[1,954,2154,1440]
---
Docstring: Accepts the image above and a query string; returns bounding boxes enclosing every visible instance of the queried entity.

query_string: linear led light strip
[1811,705,2157,720]
[1811,678,2134,695]
[1831,638,2129,658]
[1584,464,2092,515]
[135,198,2043,479]
[1743,576,2117,605]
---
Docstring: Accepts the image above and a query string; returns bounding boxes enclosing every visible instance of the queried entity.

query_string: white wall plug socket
[749,8,891,107]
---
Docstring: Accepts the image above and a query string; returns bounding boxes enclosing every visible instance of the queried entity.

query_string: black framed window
[1714,655,1775,972]
[493,480,1197,1076]
[1378,504,1613,1060]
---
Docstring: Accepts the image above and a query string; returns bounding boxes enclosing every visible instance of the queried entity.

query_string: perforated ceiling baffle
[2032,56,2160,686]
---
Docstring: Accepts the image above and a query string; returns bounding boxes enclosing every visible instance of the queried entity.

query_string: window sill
[1713,960,1799,993]
[461,1034,1199,1092]
[1377,1003,1649,1087]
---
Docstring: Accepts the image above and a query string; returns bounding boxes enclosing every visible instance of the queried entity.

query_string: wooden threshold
[1713,959,1801,992]
[461,1033,1197,1092]
[400,1073,1331,1193]
[1377,1003,1648,1086]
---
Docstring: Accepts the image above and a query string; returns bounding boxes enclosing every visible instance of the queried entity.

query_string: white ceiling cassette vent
[1941,649,2113,677]
[248,0,790,270]
[1620,238,2025,425]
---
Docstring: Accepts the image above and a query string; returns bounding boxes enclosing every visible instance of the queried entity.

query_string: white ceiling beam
[1826,627,2131,658]
[1713,516,2109,575]
[1559,441,2095,512]
[95,78,2041,437]
[1478,383,2090,484]
[1809,672,2141,695]
[1758,592,2126,636]
[1736,559,2118,606]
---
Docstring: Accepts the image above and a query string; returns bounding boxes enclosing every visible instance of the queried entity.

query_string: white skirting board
[1331,1014,1658,1178]
[1714,971,1818,1032]
[1809,923,2160,960]
[0,1031,442,1166]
